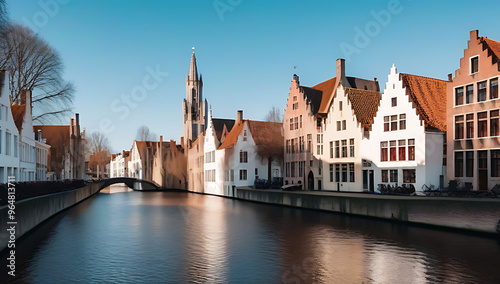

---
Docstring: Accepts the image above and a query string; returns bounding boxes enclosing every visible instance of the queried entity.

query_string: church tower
[182,48,207,147]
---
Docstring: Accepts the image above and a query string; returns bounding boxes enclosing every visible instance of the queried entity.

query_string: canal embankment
[0,181,105,251]
[234,188,500,235]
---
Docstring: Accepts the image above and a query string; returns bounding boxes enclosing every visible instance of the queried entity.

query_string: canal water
[2,185,500,283]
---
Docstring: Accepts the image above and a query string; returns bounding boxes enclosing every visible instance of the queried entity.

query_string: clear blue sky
[7,0,500,152]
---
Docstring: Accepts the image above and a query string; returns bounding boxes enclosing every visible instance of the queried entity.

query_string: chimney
[75,113,80,138]
[181,136,184,147]
[336,58,347,86]
[37,129,42,142]
[448,73,453,82]
[160,135,163,143]
[292,74,300,87]
[236,110,243,125]
[470,30,479,41]
[70,118,75,137]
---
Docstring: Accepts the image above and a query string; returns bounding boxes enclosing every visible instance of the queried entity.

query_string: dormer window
[470,56,479,74]
[391,97,397,107]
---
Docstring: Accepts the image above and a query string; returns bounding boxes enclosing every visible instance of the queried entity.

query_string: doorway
[308,171,314,190]
[478,150,487,191]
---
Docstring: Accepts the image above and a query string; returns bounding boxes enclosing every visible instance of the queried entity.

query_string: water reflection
[1,186,499,283]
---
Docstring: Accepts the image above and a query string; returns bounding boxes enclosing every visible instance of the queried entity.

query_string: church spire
[189,47,198,81]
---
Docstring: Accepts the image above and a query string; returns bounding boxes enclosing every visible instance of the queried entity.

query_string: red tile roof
[11,104,26,133]
[481,37,500,61]
[400,73,447,131]
[218,120,282,150]
[312,77,337,114]
[344,88,381,128]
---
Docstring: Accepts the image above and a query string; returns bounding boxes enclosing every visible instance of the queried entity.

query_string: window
[478,150,487,170]
[399,114,406,130]
[390,169,398,183]
[291,162,296,178]
[389,140,397,161]
[491,110,499,136]
[339,101,343,111]
[13,135,18,158]
[318,162,322,176]
[349,139,355,157]
[398,140,406,161]
[240,151,248,163]
[294,117,298,130]
[341,140,347,158]
[317,118,322,128]
[286,140,290,153]
[455,115,464,139]
[330,141,334,158]
[335,164,340,182]
[465,151,474,177]
[391,115,398,131]
[492,150,500,177]
[299,136,304,152]
[6,132,11,155]
[341,164,347,182]
[337,121,341,131]
[466,85,474,104]
[381,170,388,182]
[470,56,479,74]
[349,163,355,182]
[335,141,340,158]
[243,130,247,141]
[466,113,474,139]
[329,164,334,182]
[285,162,290,177]
[342,120,346,130]
[381,142,388,162]
[291,139,295,154]
[239,169,247,180]
[391,97,397,107]
[384,116,389,132]
[290,118,293,131]
[478,111,487,138]
[491,78,498,99]
[455,87,464,106]
[299,161,305,177]
[307,134,312,152]
[403,169,416,183]
[455,152,464,177]
[299,115,302,128]
[478,81,487,102]
[408,139,415,161]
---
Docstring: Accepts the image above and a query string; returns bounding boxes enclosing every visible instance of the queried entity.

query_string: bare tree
[87,131,111,179]
[265,106,282,123]
[0,24,74,123]
[136,126,158,141]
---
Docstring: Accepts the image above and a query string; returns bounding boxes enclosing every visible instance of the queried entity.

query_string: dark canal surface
[2,185,500,283]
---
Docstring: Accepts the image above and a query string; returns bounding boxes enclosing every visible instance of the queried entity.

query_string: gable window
[337,121,341,131]
[466,85,474,104]
[491,110,499,136]
[408,139,415,161]
[239,169,247,180]
[478,81,487,102]
[389,140,397,161]
[240,151,248,163]
[455,115,464,139]
[466,113,474,139]
[455,87,464,106]
[342,120,346,130]
[491,78,498,99]
[478,111,487,138]
[399,114,406,130]
[384,116,389,132]
[349,139,355,157]
[381,142,388,162]
[339,101,343,111]
[243,130,247,141]
[470,56,479,74]
[398,140,406,161]
[391,115,398,131]
[335,141,340,158]
[391,97,397,107]
[341,139,347,158]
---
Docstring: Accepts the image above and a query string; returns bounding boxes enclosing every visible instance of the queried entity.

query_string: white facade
[0,71,19,183]
[110,153,127,178]
[35,131,50,181]
[362,65,446,192]
[17,91,36,182]
[203,116,222,195]
[128,141,143,179]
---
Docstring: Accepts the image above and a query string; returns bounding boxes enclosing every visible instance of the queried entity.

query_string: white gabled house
[0,71,19,183]
[362,65,447,193]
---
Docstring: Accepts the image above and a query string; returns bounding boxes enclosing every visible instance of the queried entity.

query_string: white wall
[0,72,20,183]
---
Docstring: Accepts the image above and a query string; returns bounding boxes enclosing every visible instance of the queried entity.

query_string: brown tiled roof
[312,77,337,114]
[218,120,283,150]
[400,73,447,131]
[481,37,500,62]
[344,88,381,128]
[11,104,26,133]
